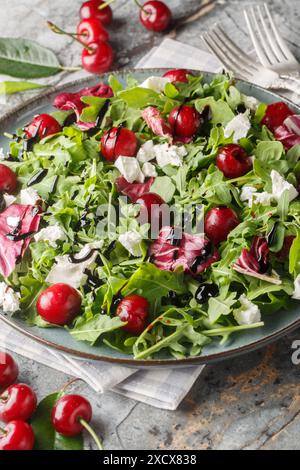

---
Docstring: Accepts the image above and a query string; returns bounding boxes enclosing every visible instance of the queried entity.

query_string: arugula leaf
[195,97,234,126]
[208,292,237,324]
[289,232,300,275]
[80,96,109,123]
[118,87,159,108]
[70,314,125,344]
[254,141,284,163]
[150,176,176,202]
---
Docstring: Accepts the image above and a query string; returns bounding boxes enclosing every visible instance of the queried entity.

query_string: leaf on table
[0,81,47,95]
[0,38,61,78]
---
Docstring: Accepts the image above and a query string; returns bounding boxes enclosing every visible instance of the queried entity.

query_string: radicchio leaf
[116,176,155,202]
[142,107,172,139]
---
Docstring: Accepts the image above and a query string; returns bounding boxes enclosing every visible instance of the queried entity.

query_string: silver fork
[244,3,300,80]
[201,26,300,95]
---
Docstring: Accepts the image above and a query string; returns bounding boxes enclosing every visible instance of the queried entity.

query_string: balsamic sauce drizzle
[195,283,219,304]
[27,169,48,187]
[190,241,214,273]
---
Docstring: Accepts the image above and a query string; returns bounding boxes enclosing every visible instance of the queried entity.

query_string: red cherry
[261,102,293,132]
[139,1,171,32]
[136,192,165,226]
[205,207,240,245]
[77,18,109,45]
[0,164,17,194]
[0,353,18,390]
[163,69,190,83]
[80,0,113,26]
[81,41,114,74]
[36,283,81,326]
[101,127,138,161]
[169,105,201,138]
[0,421,35,451]
[0,383,37,423]
[216,144,253,179]
[24,113,61,140]
[51,394,92,437]
[116,295,149,335]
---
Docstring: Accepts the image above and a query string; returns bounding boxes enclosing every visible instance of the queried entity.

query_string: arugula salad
[1,70,300,361]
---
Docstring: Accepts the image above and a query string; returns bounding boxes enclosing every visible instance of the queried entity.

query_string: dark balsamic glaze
[266,223,278,246]
[168,291,181,307]
[190,241,214,273]
[236,104,247,114]
[166,227,181,247]
[63,113,77,127]
[6,231,36,242]
[27,169,48,187]
[103,240,116,258]
[195,283,219,304]
[22,122,41,153]
[111,295,123,311]
[68,248,99,265]
[75,210,89,231]
[86,100,111,137]
[50,176,59,194]
[83,269,104,293]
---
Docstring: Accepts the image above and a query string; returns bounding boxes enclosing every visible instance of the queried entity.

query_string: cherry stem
[59,65,82,72]
[79,418,104,450]
[47,21,94,53]
[99,0,115,9]
[0,426,6,435]
[133,0,150,15]
[59,378,83,396]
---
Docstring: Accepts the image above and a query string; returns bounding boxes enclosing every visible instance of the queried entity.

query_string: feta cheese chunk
[119,231,143,257]
[0,282,20,313]
[242,95,260,112]
[240,186,257,206]
[137,141,156,163]
[292,275,300,300]
[3,194,16,208]
[115,156,144,183]
[46,241,104,288]
[224,113,251,143]
[233,294,261,325]
[34,223,67,248]
[6,216,20,228]
[142,162,157,178]
[140,76,171,94]
[20,188,40,205]
[240,186,273,207]
[154,143,187,168]
[271,170,298,202]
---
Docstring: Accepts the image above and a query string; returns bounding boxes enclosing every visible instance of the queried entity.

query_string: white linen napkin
[1,37,297,410]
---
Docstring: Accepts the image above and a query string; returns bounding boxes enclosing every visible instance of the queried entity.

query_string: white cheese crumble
[137,140,156,163]
[142,162,157,178]
[224,113,251,143]
[20,188,41,206]
[115,156,145,184]
[3,194,16,207]
[34,223,67,248]
[233,294,261,325]
[242,95,260,112]
[6,216,20,228]
[271,170,298,202]
[119,231,143,257]
[154,143,187,168]
[46,241,104,288]
[140,76,171,94]
[0,148,6,161]
[240,186,257,207]
[292,275,300,300]
[0,282,20,313]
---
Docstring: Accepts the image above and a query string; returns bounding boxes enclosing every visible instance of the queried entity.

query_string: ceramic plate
[0,69,299,367]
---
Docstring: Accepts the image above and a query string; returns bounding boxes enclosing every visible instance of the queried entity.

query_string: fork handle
[270,78,300,96]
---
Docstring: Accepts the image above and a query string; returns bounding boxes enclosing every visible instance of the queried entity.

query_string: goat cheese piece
[3,194,16,207]
[0,282,20,313]
[137,140,156,163]
[115,156,145,183]
[240,186,257,206]
[254,191,273,206]
[292,275,300,300]
[140,76,171,93]
[224,113,251,143]
[34,223,67,248]
[154,143,187,168]
[20,188,40,205]
[271,170,298,202]
[46,241,103,288]
[142,162,157,178]
[242,95,260,112]
[233,294,261,325]
[119,231,143,257]
[6,216,20,228]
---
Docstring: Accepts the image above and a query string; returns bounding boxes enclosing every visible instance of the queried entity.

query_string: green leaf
[80,96,109,123]
[118,87,159,108]
[195,97,234,126]
[0,81,47,95]
[31,393,83,450]
[289,232,300,275]
[254,141,284,163]
[208,292,237,324]
[70,314,125,344]
[0,38,61,78]
[150,176,176,202]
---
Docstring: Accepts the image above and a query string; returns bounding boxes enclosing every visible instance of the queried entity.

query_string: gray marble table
[1,0,300,451]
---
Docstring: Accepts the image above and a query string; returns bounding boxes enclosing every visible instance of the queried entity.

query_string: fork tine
[256,4,286,62]
[213,26,259,73]
[244,8,271,67]
[263,3,297,61]
[251,6,279,65]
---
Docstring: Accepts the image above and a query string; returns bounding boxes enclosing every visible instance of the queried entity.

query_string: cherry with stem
[47,21,94,53]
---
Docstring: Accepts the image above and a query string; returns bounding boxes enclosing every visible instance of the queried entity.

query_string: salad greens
[1,72,300,360]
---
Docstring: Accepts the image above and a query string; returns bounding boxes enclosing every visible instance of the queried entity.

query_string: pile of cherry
[0,351,99,451]
[49,0,172,75]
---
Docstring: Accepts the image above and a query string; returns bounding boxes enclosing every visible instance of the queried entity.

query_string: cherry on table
[0,352,18,390]
[169,105,201,139]
[36,283,82,326]
[0,383,37,423]
[138,1,172,32]
[51,394,92,436]
[136,192,165,227]
[77,18,109,46]
[116,294,149,335]
[0,164,17,194]
[216,144,253,179]
[0,420,35,451]
[80,0,113,26]
[24,113,61,140]
[81,41,114,74]
[163,69,190,83]
[204,207,240,245]
[101,127,138,161]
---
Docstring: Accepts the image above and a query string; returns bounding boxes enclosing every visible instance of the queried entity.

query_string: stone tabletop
[1,0,300,451]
